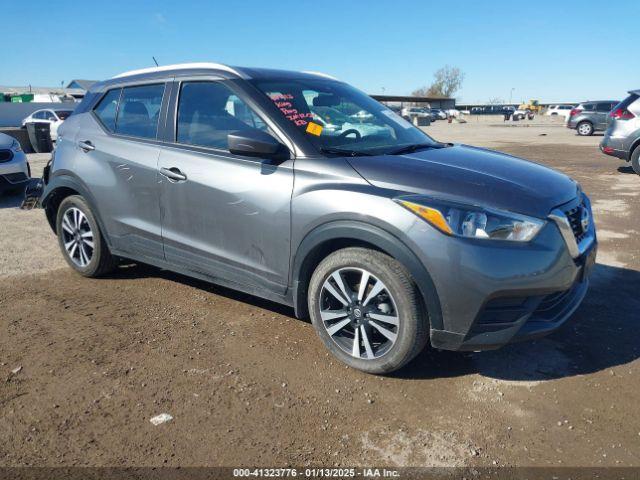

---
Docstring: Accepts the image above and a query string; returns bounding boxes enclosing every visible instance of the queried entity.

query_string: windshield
[55,110,73,120]
[251,77,437,155]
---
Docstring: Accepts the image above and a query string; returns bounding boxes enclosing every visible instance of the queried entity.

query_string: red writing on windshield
[269,93,314,127]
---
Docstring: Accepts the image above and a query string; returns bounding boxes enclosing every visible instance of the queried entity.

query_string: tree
[487,97,505,105]
[412,65,465,99]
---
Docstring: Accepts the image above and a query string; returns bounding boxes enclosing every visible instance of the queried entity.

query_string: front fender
[290,220,443,330]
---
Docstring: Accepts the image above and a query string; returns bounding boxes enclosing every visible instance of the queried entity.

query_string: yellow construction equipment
[518,99,543,114]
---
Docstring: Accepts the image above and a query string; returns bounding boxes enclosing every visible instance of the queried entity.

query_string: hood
[347,144,578,219]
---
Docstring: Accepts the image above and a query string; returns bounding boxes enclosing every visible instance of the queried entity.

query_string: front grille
[0,149,13,163]
[564,201,588,244]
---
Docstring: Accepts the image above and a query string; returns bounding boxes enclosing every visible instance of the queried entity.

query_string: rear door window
[115,84,165,139]
[596,102,613,113]
[581,103,595,111]
[94,89,122,132]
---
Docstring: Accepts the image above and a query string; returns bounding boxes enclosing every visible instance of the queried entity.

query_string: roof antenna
[152,56,159,67]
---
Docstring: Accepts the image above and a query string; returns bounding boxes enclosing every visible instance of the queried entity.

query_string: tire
[56,195,116,277]
[308,247,429,374]
[577,121,594,136]
[631,146,640,176]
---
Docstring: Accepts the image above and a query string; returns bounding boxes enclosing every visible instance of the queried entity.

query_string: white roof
[112,62,248,79]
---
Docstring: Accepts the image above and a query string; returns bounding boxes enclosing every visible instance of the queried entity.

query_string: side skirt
[109,249,294,309]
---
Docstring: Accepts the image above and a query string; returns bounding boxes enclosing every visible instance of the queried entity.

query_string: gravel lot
[1,118,639,469]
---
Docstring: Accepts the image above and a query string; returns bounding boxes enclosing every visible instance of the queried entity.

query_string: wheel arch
[290,220,443,330]
[577,119,593,127]
[629,136,640,161]
[41,174,110,246]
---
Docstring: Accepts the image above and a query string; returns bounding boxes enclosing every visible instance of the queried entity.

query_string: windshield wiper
[319,147,375,157]
[388,143,447,155]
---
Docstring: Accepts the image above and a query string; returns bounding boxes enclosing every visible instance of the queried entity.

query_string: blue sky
[4,0,638,103]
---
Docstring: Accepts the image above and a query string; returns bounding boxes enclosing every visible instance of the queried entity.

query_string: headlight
[396,196,544,242]
[10,139,22,152]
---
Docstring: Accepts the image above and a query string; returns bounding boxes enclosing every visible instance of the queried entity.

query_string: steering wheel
[339,129,361,140]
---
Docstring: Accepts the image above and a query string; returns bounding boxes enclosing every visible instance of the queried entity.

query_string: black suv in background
[567,100,618,136]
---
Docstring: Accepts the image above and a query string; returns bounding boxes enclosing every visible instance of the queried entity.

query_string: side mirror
[228,130,289,162]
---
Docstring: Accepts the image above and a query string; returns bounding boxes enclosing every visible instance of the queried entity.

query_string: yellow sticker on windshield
[306,122,323,136]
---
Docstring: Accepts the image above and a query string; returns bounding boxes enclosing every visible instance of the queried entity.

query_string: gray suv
[26,63,597,374]
[567,100,618,136]
[600,90,640,175]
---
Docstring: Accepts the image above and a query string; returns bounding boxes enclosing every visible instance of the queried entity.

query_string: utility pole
[509,88,515,105]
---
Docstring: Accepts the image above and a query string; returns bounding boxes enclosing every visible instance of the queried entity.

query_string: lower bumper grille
[471,280,585,334]
[1,172,28,184]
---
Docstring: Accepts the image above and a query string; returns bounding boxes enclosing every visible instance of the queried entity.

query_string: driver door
[158,80,294,295]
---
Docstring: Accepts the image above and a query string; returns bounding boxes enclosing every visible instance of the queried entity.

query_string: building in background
[0,79,97,104]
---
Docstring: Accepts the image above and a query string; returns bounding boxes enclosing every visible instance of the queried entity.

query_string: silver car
[26,63,597,374]
[600,90,640,174]
[0,133,30,194]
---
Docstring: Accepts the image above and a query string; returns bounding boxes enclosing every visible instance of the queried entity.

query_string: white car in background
[0,133,30,194]
[22,108,74,141]
[545,105,574,118]
[400,106,431,120]
[311,106,393,138]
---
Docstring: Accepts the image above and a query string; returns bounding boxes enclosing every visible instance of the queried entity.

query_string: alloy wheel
[61,207,94,267]
[318,268,400,360]
[578,123,592,135]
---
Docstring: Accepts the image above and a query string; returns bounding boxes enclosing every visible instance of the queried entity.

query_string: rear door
[595,102,614,129]
[74,83,168,261]
[158,79,294,295]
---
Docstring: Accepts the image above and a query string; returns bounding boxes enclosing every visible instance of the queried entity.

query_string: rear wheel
[631,146,640,176]
[577,121,594,136]
[56,195,116,277]
[308,247,428,374]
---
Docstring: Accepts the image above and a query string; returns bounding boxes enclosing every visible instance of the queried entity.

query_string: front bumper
[430,243,596,351]
[0,149,30,191]
[402,196,597,352]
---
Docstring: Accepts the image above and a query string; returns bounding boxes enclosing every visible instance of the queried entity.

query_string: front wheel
[308,247,429,374]
[56,195,116,277]
[577,121,594,136]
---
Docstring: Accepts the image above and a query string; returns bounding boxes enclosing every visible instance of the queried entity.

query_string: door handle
[160,167,187,182]
[78,140,95,152]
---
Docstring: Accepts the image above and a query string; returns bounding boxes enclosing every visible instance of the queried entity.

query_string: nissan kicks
[25,63,597,374]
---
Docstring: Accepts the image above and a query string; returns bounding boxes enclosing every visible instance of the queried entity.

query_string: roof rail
[302,71,339,81]
[112,62,248,79]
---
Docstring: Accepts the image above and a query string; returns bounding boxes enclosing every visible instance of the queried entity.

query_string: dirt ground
[1,119,639,470]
